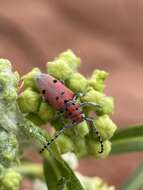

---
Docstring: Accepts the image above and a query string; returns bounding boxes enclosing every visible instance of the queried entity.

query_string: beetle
[36,73,104,153]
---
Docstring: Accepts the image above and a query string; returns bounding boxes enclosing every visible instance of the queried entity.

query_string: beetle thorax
[63,101,84,124]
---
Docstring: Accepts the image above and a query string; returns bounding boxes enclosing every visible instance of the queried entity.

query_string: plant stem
[15,163,44,180]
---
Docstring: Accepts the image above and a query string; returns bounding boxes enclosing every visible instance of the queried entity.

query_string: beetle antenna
[39,123,74,153]
[85,117,104,153]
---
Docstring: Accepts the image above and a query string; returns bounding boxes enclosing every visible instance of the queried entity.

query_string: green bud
[0,74,10,86]
[3,88,17,103]
[94,115,117,140]
[22,68,41,90]
[47,59,73,80]
[0,59,11,72]
[67,73,88,93]
[89,70,109,92]
[76,172,115,190]
[56,135,74,154]
[0,129,19,167]
[0,65,19,102]
[17,88,41,113]
[82,88,114,115]
[26,113,44,126]
[1,169,22,190]
[96,96,114,115]
[57,49,81,70]
[82,87,103,103]
[38,102,55,123]
[92,70,109,81]
[72,136,88,158]
[0,74,17,102]
[87,140,111,159]
[75,121,89,138]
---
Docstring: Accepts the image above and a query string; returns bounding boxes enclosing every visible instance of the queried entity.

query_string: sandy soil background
[0,1,143,188]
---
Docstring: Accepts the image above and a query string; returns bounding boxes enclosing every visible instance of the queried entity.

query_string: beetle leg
[85,117,104,153]
[60,80,65,84]
[39,123,74,153]
[80,102,101,109]
[73,92,84,101]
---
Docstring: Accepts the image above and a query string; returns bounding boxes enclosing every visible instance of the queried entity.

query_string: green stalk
[119,163,143,190]
[14,163,44,180]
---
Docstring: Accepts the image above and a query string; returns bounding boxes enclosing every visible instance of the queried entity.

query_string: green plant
[0,50,141,190]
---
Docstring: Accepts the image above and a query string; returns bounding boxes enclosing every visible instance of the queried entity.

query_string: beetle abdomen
[36,73,74,110]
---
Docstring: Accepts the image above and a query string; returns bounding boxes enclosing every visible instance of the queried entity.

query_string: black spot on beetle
[42,90,46,94]
[56,97,59,100]
[53,79,57,83]
[61,91,65,95]
[75,107,78,110]
[64,100,68,103]
[72,103,75,105]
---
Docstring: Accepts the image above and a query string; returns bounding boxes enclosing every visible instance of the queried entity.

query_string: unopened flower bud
[89,70,109,92]
[22,68,41,90]
[17,88,41,113]
[67,73,88,93]
[57,49,81,70]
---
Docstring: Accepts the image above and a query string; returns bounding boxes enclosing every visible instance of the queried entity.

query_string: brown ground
[0,0,143,188]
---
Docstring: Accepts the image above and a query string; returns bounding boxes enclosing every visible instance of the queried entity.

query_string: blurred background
[0,0,143,189]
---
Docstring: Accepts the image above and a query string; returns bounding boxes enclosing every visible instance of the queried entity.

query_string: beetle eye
[42,90,46,94]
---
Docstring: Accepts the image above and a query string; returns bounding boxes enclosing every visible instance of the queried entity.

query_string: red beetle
[36,73,103,153]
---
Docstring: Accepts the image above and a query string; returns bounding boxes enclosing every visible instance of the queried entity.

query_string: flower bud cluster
[17,50,117,159]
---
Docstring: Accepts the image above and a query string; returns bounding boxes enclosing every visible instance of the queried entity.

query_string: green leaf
[43,153,61,190]
[111,124,143,140]
[64,161,84,190]
[120,163,143,190]
[111,125,143,154]
[57,177,67,190]
[43,152,84,190]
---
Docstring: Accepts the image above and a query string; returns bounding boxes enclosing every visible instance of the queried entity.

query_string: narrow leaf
[43,151,84,190]
[111,124,143,141]
[43,155,60,190]
[120,163,143,190]
[62,160,84,190]
[111,137,143,154]
[111,125,143,154]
